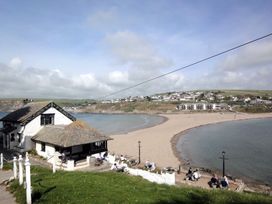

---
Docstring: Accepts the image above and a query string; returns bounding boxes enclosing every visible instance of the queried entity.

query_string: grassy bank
[9,166,272,204]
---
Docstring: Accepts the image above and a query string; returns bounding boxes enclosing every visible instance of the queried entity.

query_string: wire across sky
[98,32,272,100]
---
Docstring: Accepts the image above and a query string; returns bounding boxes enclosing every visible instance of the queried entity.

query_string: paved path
[0,170,16,204]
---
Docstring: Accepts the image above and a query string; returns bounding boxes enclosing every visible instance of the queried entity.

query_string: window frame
[41,142,46,152]
[40,114,55,126]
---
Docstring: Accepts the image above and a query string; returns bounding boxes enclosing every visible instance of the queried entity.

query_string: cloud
[9,57,23,68]
[87,7,119,30]
[182,41,272,90]
[106,31,173,81]
[220,41,272,71]
[1,39,271,99]
[0,61,113,99]
[108,71,129,85]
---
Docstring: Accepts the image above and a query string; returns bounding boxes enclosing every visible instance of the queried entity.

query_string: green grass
[3,162,13,170]
[235,104,272,113]
[219,90,272,97]
[8,166,272,204]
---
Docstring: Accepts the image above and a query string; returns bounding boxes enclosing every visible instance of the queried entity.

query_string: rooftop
[32,120,112,147]
[0,101,76,125]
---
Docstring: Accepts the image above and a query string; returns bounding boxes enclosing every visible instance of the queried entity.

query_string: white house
[177,103,229,111]
[0,102,111,164]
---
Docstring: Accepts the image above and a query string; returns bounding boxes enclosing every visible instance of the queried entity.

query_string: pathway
[0,170,16,204]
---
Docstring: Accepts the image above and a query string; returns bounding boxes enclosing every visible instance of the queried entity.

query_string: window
[17,133,21,143]
[95,141,102,146]
[41,114,55,125]
[41,142,46,152]
[10,133,15,141]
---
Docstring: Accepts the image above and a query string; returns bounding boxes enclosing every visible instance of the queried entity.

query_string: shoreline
[72,111,168,135]
[108,111,272,191]
[170,121,272,189]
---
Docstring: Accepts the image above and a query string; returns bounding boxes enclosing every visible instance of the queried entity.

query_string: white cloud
[1,39,271,99]
[87,7,118,30]
[181,41,272,90]
[106,31,172,69]
[108,71,129,85]
[0,61,113,99]
[220,41,272,71]
[106,31,173,82]
[9,57,22,68]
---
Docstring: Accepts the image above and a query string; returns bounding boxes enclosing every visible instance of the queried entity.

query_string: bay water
[176,118,272,186]
[0,112,165,135]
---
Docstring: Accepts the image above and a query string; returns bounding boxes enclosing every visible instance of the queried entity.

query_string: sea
[72,112,165,135]
[176,118,272,186]
[0,112,165,135]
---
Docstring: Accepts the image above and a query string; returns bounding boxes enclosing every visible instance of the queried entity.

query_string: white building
[0,102,111,164]
[177,103,228,111]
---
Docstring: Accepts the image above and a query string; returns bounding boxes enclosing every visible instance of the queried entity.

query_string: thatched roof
[0,102,76,125]
[32,120,112,147]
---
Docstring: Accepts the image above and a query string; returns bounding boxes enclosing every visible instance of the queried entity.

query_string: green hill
[9,166,272,204]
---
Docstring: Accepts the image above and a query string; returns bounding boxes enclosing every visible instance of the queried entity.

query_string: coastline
[108,111,272,191]
[72,111,168,135]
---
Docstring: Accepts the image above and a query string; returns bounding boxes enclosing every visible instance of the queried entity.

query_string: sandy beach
[108,112,272,169]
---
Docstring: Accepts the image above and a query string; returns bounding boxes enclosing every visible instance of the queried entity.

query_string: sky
[0,0,272,99]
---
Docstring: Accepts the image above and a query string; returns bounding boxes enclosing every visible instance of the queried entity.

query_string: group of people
[110,154,128,172]
[185,167,201,181]
[209,174,229,189]
[185,167,230,189]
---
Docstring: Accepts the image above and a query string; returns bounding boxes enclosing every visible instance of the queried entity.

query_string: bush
[28,149,38,156]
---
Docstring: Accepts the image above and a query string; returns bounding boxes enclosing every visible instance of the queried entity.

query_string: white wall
[23,107,73,136]
[21,107,73,151]
[43,107,73,125]
[126,168,175,185]
[24,116,43,136]
[36,142,56,159]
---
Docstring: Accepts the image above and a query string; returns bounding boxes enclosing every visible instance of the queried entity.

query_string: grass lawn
[9,166,272,204]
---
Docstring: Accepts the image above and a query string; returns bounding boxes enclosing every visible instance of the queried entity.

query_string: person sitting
[120,155,126,161]
[103,152,108,160]
[220,176,229,189]
[209,174,219,188]
[61,153,67,163]
[111,163,118,171]
[145,161,152,169]
[186,167,193,180]
[192,169,201,181]
[185,167,193,180]
[95,157,103,166]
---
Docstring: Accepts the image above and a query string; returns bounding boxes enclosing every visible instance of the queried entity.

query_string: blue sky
[0,0,272,98]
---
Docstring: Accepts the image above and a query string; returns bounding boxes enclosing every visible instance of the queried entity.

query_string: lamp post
[138,141,141,164]
[219,151,228,177]
[222,151,225,177]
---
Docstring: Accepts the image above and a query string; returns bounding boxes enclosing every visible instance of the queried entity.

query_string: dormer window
[41,114,55,126]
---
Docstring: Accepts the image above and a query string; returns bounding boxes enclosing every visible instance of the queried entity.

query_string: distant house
[176,103,229,111]
[0,102,111,163]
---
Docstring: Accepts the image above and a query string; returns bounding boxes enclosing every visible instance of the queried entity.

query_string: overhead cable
[97,32,272,99]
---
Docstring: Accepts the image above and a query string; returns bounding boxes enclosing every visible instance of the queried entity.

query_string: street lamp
[222,151,225,177]
[219,151,228,177]
[138,141,141,164]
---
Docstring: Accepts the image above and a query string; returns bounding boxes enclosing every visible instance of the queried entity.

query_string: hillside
[0,90,272,113]
[9,166,272,204]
